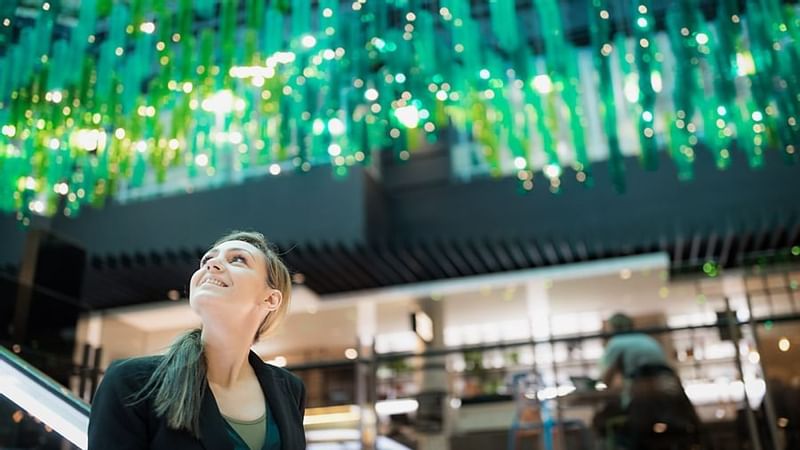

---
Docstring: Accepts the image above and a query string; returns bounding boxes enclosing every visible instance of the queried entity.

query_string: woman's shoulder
[102,354,164,391]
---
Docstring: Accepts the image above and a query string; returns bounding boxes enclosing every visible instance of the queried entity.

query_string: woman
[88,231,306,450]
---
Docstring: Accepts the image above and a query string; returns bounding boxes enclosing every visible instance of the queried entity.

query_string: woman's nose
[205,258,223,271]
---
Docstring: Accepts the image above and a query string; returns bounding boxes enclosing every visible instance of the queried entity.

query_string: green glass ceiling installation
[0,0,798,223]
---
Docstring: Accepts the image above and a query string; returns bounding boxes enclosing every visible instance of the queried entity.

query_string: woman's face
[189,239,279,325]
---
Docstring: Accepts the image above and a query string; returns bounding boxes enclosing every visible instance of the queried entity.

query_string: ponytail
[128,328,207,438]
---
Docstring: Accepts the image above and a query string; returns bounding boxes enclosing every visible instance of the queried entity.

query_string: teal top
[223,402,281,450]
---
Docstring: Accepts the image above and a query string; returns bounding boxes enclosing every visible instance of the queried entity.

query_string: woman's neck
[201,325,254,388]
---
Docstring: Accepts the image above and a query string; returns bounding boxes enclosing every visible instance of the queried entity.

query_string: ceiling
[1,146,798,311]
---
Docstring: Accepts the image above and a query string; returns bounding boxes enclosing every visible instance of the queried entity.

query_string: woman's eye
[200,255,211,265]
[231,255,246,263]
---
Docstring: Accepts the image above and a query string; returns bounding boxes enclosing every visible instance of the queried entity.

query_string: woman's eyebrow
[202,247,256,259]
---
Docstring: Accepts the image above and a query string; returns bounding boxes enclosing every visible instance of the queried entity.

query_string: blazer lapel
[198,381,235,450]
[249,351,298,450]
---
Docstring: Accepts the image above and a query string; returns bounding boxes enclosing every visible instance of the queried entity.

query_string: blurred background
[1,0,799,449]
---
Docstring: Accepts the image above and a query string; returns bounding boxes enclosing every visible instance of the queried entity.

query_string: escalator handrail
[0,344,90,416]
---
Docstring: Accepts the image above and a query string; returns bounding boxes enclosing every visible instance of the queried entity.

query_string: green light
[0,0,795,221]
[792,246,800,256]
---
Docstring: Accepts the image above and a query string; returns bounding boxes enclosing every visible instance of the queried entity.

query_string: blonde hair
[213,230,292,340]
[128,230,291,438]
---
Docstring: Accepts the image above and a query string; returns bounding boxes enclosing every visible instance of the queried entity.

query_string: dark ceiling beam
[769,226,786,250]
[307,243,363,292]
[439,241,473,276]
[459,241,487,274]
[736,232,753,265]
[718,231,735,268]
[359,245,406,285]
[472,240,500,273]
[688,232,703,266]
[491,239,517,271]
[408,243,449,279]
[788,223,800,247]
[521,240,545,267]
[541,241,560,265]
[330,244,382,289]
[377,244,418,284]
[704,232,719,262]
[505,239,530,268]
[283,247,340,294]
[394,246,431,281]
[574,240,589,262]
[558,241,575,264]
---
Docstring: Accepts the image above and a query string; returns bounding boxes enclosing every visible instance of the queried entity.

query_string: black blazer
[88,351,306,450]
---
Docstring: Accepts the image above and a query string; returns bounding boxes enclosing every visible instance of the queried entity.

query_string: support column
[357,301,377,450]
[416,297,449,450]
[723,274,780,450]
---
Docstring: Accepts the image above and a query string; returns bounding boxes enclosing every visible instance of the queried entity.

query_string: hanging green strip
[0,0,797,222]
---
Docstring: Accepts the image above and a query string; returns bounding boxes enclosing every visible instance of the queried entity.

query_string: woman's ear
[263,289,282,311]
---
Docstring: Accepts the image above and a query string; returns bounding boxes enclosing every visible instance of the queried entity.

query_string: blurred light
[748,351,760,364]
[139,22,155,34]
[532,74,553,94]
[303,405,360,425]
[751,111,763,122]
[269,164,281,175]
[312,119,325,135]
[375,399,418,416]
[543,163,561,179]
[695,33,709,45]
[394,105,420,128]
[514,157,527,169]
[74,129,106,151]
[29,200,45,213]
[479,69,490,80]
[650,71,662,93]
[736,51,756,76]
[624,74,640,102]
[301,35,317,48]
[364,88,379,101]
[328,118,345,135]
[268,51,296,65]
[201,90,243,114]
[328,143,342,156]
[778,337,790,352]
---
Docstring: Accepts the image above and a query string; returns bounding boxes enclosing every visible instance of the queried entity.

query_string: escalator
[0,345,89,449]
